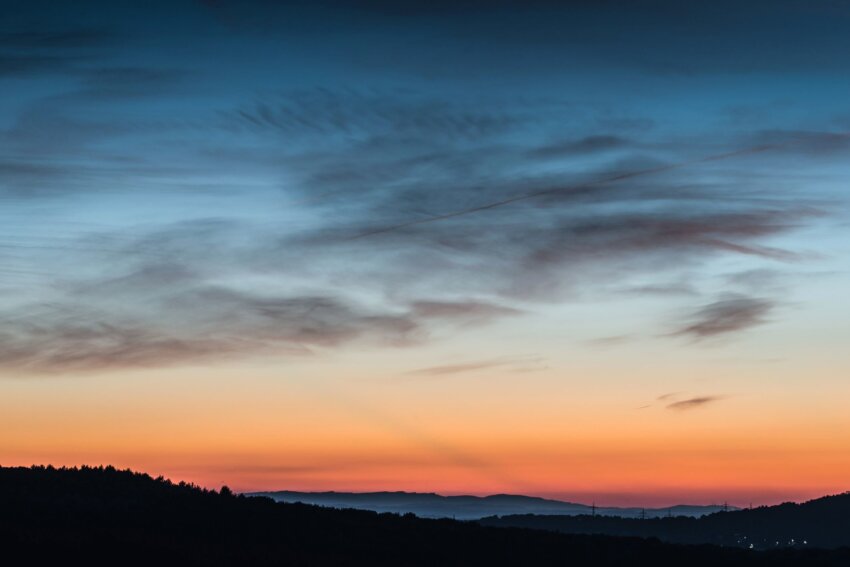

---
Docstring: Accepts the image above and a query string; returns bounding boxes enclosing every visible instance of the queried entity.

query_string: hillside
[2,466,850,566]
[480,493,850,550]
[253,490,727,520]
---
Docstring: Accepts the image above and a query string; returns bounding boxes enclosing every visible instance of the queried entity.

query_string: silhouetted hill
[253,490,728,519]
[2,465,849,566]
[480,492,850,550]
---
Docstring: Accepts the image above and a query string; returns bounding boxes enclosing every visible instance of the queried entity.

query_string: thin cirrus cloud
[406,356,544,377]
[528,135,632,158]
[637,393,725,411]
[666,396,725,411]
[673,297,775,339]
[0,288,422,372]
[228,89,522,140]
[656,392,684,402]
[409,300,523,324]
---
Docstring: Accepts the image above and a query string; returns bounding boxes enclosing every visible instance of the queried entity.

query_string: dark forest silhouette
[480,491,850,550]
[2,465,850,566]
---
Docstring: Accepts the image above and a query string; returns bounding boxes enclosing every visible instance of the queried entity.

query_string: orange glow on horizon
[2,344,849,509]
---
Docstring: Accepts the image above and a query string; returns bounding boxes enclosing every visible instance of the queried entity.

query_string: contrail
[346,143,788,241]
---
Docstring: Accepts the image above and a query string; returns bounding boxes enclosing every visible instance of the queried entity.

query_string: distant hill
[251,490,729,520]
[480,492,850,550]
[3,466,850,566]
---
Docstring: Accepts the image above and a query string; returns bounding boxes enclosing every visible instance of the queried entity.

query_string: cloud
[666,396,724,411]
[332,140,815,250]
[0,321,247,373]
[673,296,774,339]
[226,89,523,140]
[620,282,698,297]
[529,135,632,158]
[406,355,543,377]
[656,392,683,402]
[410,300,522,324]
[752,129,850,156]
[0,287,420,372]
[0,116,815,372]
[0,64,833,373]
[0,24,114,78]
[585,335,632,347]
[638,392,724,411]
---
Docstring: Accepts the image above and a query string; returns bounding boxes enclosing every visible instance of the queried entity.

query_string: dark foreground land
[1,466,848,566]
[481,491,850,550]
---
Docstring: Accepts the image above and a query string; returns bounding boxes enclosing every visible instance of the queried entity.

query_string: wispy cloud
[657,392,683,402]
[585,335,632,347]
[666,396,725,411]
[227,89,523,140]
[0,23,115,78]
[528,135,632,158]
[0,287,420,372]
[673,296,774,339]
[406,356,543,377]
[410,300,523,324]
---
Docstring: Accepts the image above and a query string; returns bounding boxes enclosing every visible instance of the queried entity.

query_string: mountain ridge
[250,489,733,520]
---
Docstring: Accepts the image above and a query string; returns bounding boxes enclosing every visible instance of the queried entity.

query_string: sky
[1,0,849,507]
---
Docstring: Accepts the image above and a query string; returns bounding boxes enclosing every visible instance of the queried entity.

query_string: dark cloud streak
[673,297,774,339]
[406,356,543,377]
[345,143,784,241]
[666,396,724,411]
[0,289,420,373]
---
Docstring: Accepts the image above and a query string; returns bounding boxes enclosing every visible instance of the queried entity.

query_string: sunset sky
[2,0,850,507]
